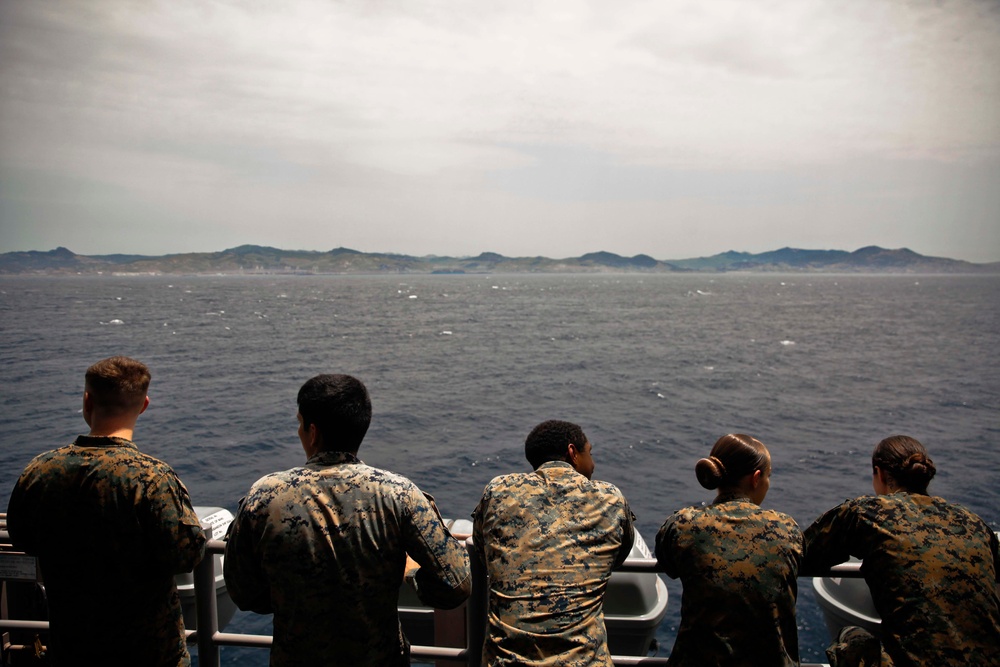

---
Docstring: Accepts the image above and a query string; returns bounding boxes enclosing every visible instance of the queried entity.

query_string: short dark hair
[297,374,372,453]
[524,420,586,469]
[872,435,936,493]
[85,357,150,415]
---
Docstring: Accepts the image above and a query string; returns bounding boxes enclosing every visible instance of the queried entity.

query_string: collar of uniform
[535,460,576,475]
[887,489,930,499]
[73,435,136,449]
[307,450,362,466]
[713,490,753,504]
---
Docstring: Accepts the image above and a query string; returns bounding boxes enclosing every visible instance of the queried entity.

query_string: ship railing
[0,526,862,667]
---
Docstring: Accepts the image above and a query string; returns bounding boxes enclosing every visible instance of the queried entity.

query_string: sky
[1,0,998,262]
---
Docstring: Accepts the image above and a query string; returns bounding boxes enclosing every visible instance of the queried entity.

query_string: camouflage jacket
[655,493,802,667]
[472,461,635,667]
[5,435,206,667]
[802,492,1000,667]
[223,450,472,667]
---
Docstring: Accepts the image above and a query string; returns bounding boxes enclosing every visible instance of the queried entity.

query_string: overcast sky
[1,0,998,262]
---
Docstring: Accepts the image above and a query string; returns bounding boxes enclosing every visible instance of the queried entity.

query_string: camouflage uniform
[655,492,803,667]
[824,626,892,667]
[471,460,635,667]
[802,492,1000,667]
[223,450,472,667]
[5,435,206,667]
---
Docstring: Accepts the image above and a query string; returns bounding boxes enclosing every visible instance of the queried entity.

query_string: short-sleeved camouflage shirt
[223,450,472,667]
[6,435,206,667]
[802,492,1000,667]
[472,461,635,667]
[655,493,803,667]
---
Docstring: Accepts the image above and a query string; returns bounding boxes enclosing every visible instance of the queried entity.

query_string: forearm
[408,561,473,609]
[406,493,473,608]
[799,527,847,576]
[222,542,273,613]
[170,522,208,573]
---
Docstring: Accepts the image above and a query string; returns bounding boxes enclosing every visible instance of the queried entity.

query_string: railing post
[465,537,485,667]
[194,524,220,667]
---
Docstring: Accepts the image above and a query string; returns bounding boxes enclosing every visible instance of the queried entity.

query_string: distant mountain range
[0,245,996,275]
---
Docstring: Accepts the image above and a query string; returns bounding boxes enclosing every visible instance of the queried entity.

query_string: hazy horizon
[7,241,996,265]
[2,1,998,263]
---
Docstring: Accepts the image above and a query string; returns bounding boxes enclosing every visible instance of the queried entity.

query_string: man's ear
[82,391,94,424]
[138,395,150,415]
[306,422,322,450]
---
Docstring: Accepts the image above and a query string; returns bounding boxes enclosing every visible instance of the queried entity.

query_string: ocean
[1,273,997,664]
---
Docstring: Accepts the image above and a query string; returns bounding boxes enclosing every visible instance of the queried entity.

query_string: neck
[314,448,359,457]
[87,422,135,440]
[715,488,751,503]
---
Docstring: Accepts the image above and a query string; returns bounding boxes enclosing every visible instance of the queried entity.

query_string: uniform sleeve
[143,470,207,574]
[471,487,489,564]
[223,494,274,614]
[989,527,1000,584]
[614,494,636,568]
[790,519,805,571]
[800,500,857,576]
[6,470,37,555]
[403,490,472,610]
[654,513,681,579]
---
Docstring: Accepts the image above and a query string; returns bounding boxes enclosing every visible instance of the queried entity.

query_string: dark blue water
[2,273,998,663]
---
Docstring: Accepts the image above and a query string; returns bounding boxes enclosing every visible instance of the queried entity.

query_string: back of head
[872,435,936,493]
[297,374,371,453]
[525,420,586,469]
[695,433,769,490]
[85,357,151,416]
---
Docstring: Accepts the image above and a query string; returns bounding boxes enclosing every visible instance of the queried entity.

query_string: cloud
[1,0,998,260]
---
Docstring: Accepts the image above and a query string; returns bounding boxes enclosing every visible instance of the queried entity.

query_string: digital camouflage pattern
[223,450,472,667]
[472,460,635,667]
[802,492,1000,667]
[655,492,803,667]
[824,626,892,667]
[6,436,206,667]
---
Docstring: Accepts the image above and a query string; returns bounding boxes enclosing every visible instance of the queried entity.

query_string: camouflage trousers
[825,626,893,667]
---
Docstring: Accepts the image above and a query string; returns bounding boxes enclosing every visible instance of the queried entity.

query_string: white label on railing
[0,554,38,581]
[201,511,233,538]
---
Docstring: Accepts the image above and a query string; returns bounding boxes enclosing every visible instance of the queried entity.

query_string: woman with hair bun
[655,434,802,666]
[802,435,1000,667]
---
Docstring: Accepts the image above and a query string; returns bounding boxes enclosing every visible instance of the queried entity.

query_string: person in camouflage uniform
[6,356,206,667]
[472,419,635,667]
[655,433,802,667]
[224,374,471,667]
[801,435,1000,667]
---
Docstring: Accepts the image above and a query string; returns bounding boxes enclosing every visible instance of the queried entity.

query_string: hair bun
[695,456,727,490]
[709,456,727,475]
[903,452,936,477]
[873,436,937,493]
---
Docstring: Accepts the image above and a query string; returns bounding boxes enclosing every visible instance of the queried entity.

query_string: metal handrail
[0,529,862,666]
